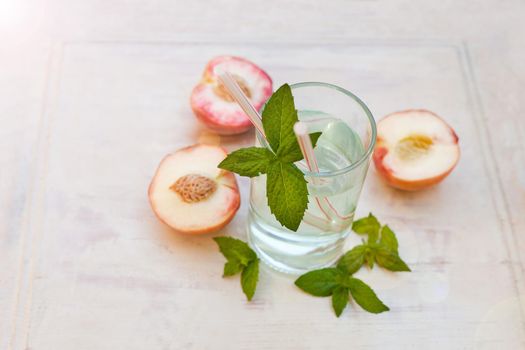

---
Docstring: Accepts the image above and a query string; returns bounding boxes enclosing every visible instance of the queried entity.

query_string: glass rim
[258,82,376,178]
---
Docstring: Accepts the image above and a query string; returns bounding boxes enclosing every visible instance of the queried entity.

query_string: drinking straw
[294,122,335,221]
[293,122,321,172]
[217,72,266,137]
[216,71,336,231]
[293,122,352,222]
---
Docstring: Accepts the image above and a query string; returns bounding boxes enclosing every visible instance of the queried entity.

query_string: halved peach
[373,109,460,191]
[148,144,241,234]
[190,56,273,135]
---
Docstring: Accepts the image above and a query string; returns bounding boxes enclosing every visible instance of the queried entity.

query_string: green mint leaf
[379,225,398,253]
[276,136,300,162]
[266,161,308,231]
[365,250,375,269]
[223,261,243,276]
[222,261,243,277]
[295,268,341,297]
[309,132,322,148]
[214,237,260,301]
[352,213,380,242]
[213,237,257,267]
[347,277,390,314]
[332,286,349,317]
[278,132,323,163]
[218,147,275,177]
[337,245,367,275]
[375,247,411,272]
[241,259,259,301]
[262,84,297,153]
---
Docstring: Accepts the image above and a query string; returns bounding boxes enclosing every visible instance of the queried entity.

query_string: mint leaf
[365,249,376,269]
[380,225,398,253]
[213,237,257,267]
[352,213,380,242]
[266,161,308,231]
[332,286,349,317]
[214,237,260,301]
[309,132,322,148]
[223,261,243,276]
[278,132,323,163]
[241,259,259,301]
[295,268,341,297]
[262,84,297,153]
[337,245,367,274]
[347,277,389,314]
[218,147,275,177]
[375,248,411,272]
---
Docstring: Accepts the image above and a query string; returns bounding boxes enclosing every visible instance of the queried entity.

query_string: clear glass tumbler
[247,82,376,274]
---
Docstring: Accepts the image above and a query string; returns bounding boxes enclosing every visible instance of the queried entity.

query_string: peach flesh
[148,144,241,234]
[373,109,460,191]
[190,56,273,135]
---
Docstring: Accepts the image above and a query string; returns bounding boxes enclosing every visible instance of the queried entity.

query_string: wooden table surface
[1,0,524,349]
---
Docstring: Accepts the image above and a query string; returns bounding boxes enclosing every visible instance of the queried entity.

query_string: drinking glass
[247,82,376,274]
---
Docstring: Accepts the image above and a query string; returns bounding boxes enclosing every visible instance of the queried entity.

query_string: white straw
[294,122,320,172]
[294,122,352,223]
[294,122,334,222]
[217,71,266,137]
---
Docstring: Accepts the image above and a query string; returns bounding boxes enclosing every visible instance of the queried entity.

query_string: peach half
[190,56,273,135]
[373,109,460,191]
[148,144,241,234]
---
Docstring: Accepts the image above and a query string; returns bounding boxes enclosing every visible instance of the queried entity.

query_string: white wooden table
[1,0,524,349]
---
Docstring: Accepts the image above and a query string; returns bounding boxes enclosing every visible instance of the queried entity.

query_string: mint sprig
[295,214,410,317]
[213,237,259,301]
[218,84,321,232]
[295,267,389,317]
[338,213,411,273]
